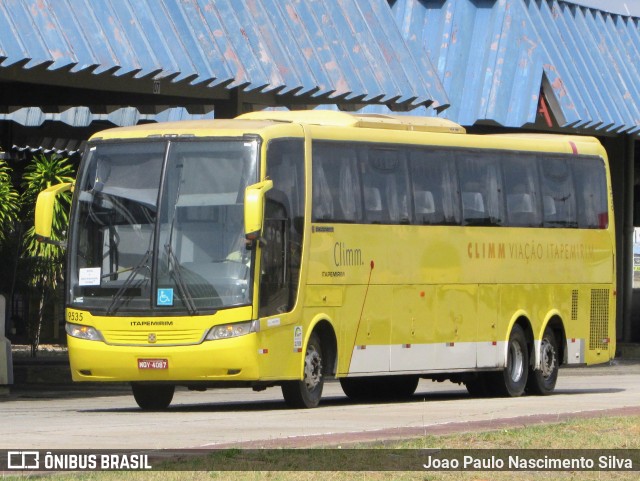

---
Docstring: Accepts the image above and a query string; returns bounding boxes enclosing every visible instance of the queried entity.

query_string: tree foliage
[21,153,76,355]
[0,159,20,242]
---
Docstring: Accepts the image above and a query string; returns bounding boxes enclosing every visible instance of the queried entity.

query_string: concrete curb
[12,357,71,385]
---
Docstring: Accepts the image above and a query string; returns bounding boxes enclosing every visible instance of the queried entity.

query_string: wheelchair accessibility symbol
[157,288,174,306]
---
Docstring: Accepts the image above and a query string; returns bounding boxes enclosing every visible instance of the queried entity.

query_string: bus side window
[572,157,608,229]
[312,157,334,221]
[363,186,383,221]
[312,142,361,223]
[458,153,504,226]
[543,195,557,218]
[462,189,485,218]
[502,154,542,227]
[409,149,459,225]
[414,190,435,216]
[540,157,577,228]
[361,146,411,224]
[338,157,360,221]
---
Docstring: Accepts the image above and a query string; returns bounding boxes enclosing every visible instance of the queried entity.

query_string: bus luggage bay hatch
[35,110,616,409]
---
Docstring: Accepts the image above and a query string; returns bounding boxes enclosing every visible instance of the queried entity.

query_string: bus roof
[237,110,466,134]
[89,111,602,157]
[90,110,466,141]
[489,132,601,144]
[90,119,280,141]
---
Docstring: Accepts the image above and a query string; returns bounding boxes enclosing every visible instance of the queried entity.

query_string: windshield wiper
[100,264,138,280]
[106,250,152,315]
[165,244,198,315]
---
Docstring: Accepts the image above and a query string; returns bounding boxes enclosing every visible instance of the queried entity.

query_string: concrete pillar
[624,137,636,342]
[213,88,241,119]
[0,294,14,391]
[604,135,634,344]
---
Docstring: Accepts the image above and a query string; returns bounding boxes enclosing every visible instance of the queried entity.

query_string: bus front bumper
[67,334,261,382]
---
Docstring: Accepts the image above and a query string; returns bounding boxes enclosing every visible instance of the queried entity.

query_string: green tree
[21,153,75,356]
[0,159,21,335]
[0,159,20,242]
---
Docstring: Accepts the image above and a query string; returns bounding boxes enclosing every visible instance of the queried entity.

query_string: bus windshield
[68,139,259,315]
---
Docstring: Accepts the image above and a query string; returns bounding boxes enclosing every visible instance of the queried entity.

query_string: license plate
[138,359,168,370]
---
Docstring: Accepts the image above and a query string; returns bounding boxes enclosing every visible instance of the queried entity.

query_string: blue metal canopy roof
[2,0,639,136]
[383,0,640,134]
[0,0,448,111]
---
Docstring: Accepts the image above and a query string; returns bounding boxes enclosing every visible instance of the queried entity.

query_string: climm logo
[467,242,506,259]
[334,242,364,266]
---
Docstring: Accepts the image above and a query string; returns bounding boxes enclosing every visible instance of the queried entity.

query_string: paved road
[2,361,639,450]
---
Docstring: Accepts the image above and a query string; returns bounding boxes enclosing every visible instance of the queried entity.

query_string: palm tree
[21,153,76,356]
[0,159,20,243]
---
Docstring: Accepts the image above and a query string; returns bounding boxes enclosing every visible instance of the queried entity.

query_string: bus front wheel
[340,376,419,401]
[487,324,529,397]
[281,332,324,408]
[526,327,559,395]
[131,383,175,410]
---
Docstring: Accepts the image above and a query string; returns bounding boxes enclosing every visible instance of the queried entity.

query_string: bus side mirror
[35,182,73,243]
[244,179,273,245]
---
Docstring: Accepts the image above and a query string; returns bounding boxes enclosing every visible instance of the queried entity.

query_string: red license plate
[138,359,168,370]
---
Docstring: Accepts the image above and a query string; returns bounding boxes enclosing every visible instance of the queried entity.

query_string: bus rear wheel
[526,327,559,395]
[281,333,324,408]
[131,383,175,410]
[487,324,529,397]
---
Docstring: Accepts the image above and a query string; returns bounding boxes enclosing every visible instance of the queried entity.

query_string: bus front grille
[101,329,204,346]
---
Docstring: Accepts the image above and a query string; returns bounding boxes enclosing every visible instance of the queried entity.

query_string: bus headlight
[205,320,259,341]
[66,322,104,342]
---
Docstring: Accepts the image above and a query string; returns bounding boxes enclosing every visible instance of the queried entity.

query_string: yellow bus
[35,110,615,409]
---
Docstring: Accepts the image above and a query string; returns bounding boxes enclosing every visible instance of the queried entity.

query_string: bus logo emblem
[148,333,157,343]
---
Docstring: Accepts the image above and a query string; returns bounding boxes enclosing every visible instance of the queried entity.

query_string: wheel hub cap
[304,346,322,391]
[509,341,524,382]
[540,339,556,379]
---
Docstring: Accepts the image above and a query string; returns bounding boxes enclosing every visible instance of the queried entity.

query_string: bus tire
[386,375,419,399]
[340,375,419,401]
[131,383,175,410]
[340,377,375,400]
[487,324,529,397]
[281,332,324,408]
[464,373,490,397]
[526,327,559,395]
